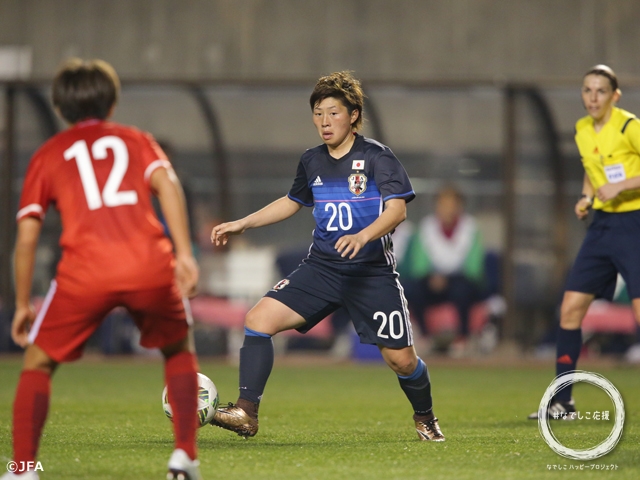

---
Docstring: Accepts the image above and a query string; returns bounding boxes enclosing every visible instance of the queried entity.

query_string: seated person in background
[398,185,485,351]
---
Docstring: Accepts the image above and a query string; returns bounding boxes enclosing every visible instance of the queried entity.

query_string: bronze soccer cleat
[210,403,259,438]
[415,417,445,442]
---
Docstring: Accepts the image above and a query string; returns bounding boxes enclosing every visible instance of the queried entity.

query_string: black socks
[554,327,582,403]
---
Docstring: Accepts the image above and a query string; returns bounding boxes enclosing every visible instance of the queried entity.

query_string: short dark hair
[309,71,365,131]
[52,58,120,124]
[584,64,619,91]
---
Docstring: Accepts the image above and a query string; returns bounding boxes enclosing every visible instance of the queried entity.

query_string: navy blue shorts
[264,258,413,348]
[565,210,640,300]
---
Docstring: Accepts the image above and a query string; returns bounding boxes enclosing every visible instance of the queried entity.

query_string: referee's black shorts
[565,209,640,300]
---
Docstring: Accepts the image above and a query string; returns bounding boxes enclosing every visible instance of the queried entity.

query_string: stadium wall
[1,0,640,82]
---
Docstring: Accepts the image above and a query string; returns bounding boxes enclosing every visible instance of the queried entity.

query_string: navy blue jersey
[287,134,415,266]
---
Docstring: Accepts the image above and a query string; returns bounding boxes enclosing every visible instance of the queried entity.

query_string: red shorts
[29,280,191,362]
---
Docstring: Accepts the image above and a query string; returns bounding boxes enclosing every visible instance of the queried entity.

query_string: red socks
[165,351,199,460]
[13,355,198,464]
[13,370,51,465]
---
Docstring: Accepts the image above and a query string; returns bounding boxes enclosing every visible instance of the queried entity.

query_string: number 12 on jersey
[64,136,138,210]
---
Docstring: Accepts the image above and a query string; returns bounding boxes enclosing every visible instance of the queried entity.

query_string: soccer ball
[162,372,219,428]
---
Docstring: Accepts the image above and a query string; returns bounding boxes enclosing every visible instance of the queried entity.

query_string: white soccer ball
[162,372,219,428]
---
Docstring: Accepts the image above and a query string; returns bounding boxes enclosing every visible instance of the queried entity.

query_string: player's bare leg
[244,297,307,335]
[22,343,58,374]
[625,299,640,362]
[631,299,640,326]
[211,298,305,438]
[379,345,445,441]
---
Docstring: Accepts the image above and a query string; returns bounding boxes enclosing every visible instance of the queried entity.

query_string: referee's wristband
[580,194,593,205]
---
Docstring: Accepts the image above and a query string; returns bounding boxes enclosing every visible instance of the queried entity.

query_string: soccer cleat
[210,402,259,438]
[415,417,446,442]
[167,448,202,480]
[0,471,40,480]
[528,399,576,420]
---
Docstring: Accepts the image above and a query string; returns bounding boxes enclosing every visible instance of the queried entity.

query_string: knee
[245,307,267,333]
[560,298,590,329]
[632,303,640,325]
[160,335,192,358]
[385,353,417,376]
[23,344,57,375]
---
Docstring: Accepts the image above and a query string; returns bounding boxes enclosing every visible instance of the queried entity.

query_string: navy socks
[238,328,274,405]
[554,327,582,403]
[397,358,433,417]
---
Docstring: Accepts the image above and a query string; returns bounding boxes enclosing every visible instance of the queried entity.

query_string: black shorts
[565,209,640,300]
[264,258,413,348]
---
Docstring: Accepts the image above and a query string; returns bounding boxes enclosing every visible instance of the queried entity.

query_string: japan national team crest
[348,173,367,195]
[271,279,290,291]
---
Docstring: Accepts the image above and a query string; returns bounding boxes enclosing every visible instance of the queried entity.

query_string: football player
[4,59,202,480]
[211,71,444,442]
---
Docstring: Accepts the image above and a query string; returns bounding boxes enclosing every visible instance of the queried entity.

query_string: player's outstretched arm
[211,196,302,246]
[151,167,199,298]
[335,198,407,259]
[12,217,42,347]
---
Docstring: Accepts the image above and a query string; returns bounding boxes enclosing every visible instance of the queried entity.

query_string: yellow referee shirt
[575,107,640,212]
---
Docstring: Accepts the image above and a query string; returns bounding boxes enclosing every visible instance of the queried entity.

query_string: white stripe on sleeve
[144,159,172,183]
[16,204,44,221]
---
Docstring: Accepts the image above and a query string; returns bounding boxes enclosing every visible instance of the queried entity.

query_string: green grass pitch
[0,357,638,479]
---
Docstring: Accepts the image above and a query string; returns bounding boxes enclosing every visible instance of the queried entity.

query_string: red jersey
[17,120,176,294]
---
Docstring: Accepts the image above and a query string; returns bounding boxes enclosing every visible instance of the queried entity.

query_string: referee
[530,65,640,419]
